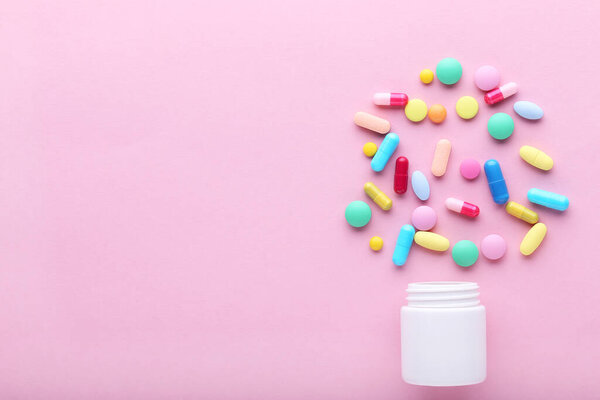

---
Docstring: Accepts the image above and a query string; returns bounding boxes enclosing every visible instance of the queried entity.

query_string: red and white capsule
[484,82,518,105]
[373,93,409,107]
[445,197,480,218]
[394,156,409,194]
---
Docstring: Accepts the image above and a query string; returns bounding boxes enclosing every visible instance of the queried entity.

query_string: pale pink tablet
[474,65,501,91]
[353,111,391,134]
[411,206,437,231]
[460,158,480,180]
[481,234,506,260]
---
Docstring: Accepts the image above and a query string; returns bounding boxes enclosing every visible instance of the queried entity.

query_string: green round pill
[452,240,479,267]
[487,113,515,140]
[436,58,463,85]
[345,201,372,228]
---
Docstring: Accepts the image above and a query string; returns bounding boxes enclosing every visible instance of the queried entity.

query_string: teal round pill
[436,58,462,85]
[452,240,479,267]
[487,113,515,140]
[345,201,372,228]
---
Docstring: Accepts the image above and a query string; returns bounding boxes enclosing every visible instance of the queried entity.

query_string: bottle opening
[406,281,480,308]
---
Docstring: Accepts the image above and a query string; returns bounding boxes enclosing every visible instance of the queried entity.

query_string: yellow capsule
[364,182,392,211]
[520,223,547,256]
[519,145,554,171]
[505,201,539,224]
[414,231,450,252]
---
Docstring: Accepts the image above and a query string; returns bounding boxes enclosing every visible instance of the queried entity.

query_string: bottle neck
[406,282,480,308]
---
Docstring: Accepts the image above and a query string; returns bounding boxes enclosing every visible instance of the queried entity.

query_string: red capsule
[445,197,480,218]
[394,156,409,194]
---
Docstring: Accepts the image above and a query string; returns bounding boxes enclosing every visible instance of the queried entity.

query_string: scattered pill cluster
[344,58,569,267]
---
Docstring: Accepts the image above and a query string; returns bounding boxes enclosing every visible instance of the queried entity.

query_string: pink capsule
[445,197,480,218]
[373,93,409,107]
[484,82,518,105]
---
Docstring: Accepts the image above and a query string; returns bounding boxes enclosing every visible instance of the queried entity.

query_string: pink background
[1,0,599,398]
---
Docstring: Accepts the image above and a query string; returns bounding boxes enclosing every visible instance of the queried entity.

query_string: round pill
[411,206,437,231]
[436,58,462,85]
[452,240,479,267]
[369,236,383,251]
[455,96,479,119]
[474,65,501,91]
[363,142,377,157]
[460,158,480,180]
[405,99,428,122]
[481,234,506,260]
[487,113,515,140]
[420,69,434,84]
[428,104,447,124]
[345,201,372,228]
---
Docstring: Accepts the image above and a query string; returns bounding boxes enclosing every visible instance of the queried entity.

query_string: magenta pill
[411,206,437,231]
[474,65,501,91]
[460,158,481,180]
[481,234,506,260]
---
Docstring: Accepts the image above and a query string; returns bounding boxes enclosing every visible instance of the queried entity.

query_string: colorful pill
[505,201,539,224]
[520,223,547,256]
[363,142,377,157]
[513,101,544,120]
[519,145,553,171]
[428,104,447,124]
[460,158,480,180]
[420,69,434,84]
[369,236,383,251]
[484,82,518,105]
[353,111,391,134]
[405,99,428,122]
[527,188,569,211]
[411,206,437,231]
[411,171,430,201]
[373,93,408,107]
[431,139,451,177]
[484,159,509,204]
[414,231,450,252]
[364,182,392,211]
[445,197,480,217]
[393,224,416,266]
[371,133,399,172]
[394,156,409,194]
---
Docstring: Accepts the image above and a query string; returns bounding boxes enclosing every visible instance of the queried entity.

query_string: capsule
[364,182,392,211]
[371,133,399,172]
[394,156,409,194]
[484,159,509,204]
[353,111,391,134]
[373,92,409,107]
[484,82,518,105]
[527,188,569,211]
[520,223,547,256]
[431,139,452,177]
[445,197,480,217]
[519,146,553,171]
[393,224,416,266]
[414,231,450,252]
[505,201,539,224]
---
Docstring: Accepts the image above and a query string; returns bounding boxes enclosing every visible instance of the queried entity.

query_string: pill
[431,139,452,177]
[460,158,480,180]
[505,201,539,224]
[373,92,409,107]
[484,82,518,105]
[474,65,501,91]
[363,142,377,157]
[420,69,434,84]
[436,57,462,85]
[364,182,392,211]
[455,96,479,119]
[527,188,569,211]
[513,101,544,120]
[480,234,506,260]
[370,236,383,251]
[353,111,391,134]
[393,224,416,266]
[371,133,399,172]
[452,240,479,267]
[488,113,515,140]
[428,104,447,124]
[411,171,430,201]
[445,197,480,218]
[345,201,372,228]
[411,206,437,231]
[519,145,553,171]
[484,159,509,204]
[520,223,547,256]
[405,99,428,122]
[394,156,409,194]
[414,231,450,252]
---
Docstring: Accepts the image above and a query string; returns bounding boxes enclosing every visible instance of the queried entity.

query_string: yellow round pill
[363,142,378,157]
[405,99,428,122]
[369,236,383,251]
[455,96,479,119]
[420,69,434,84]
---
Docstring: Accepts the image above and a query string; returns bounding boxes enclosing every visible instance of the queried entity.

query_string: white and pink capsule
[373,93,409,107]
[484,82,518,105]
[445,197,480,218]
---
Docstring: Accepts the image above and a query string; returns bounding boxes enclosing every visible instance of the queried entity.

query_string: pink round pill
[474,65,501,91]
[460,158,481,180]
[481,234,506,260]
[411,206,437,231]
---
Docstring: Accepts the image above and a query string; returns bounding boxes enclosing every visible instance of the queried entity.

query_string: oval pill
[513,101,544,120]
[519,145,553,171]
[520,223,547,256]
[364,182,392,211]
[394,156,409,194]
[353,111,391,134]
[393,224,416,266]
[431,139,451,177]
[484,159,509,204]
[414,231,450,252]
[405,99,428,122]
[505,201,539,224]
[455,96,479,119]
[371,133,399,172]
[411,171,430,201]
[527,188,569,211]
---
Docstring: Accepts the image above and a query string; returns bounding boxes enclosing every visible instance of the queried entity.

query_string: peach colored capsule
[431,139,452,177]
[353,112,391,134]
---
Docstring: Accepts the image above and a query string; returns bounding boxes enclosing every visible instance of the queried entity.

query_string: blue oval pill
[393,224,416,266]
[411,171,430,201]
[371,133,399,172]
[514,101,544,120]
[527,188,569,211]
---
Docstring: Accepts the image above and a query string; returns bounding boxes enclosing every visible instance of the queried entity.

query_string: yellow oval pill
[520,223,547,256]
[505,201,539,224]
[431,139,452,177]
[420,69,434,84]
[519,145,554,171]
[363,142,377,157]
[370,236,383,251]
[455,96,479,119]
[414,231,450,252]
[405,99,428,122]
[354,111,391,134]
[364,182,392,211]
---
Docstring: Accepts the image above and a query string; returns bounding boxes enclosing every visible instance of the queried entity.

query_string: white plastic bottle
[401,281,486,386]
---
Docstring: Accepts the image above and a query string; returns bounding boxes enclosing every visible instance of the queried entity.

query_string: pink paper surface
[1,1,599,398]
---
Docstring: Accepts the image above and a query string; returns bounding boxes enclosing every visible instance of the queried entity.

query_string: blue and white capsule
[484,159,509,204]
[371,133,399,172]
[527,188,569,211]
[393,224,416,266]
